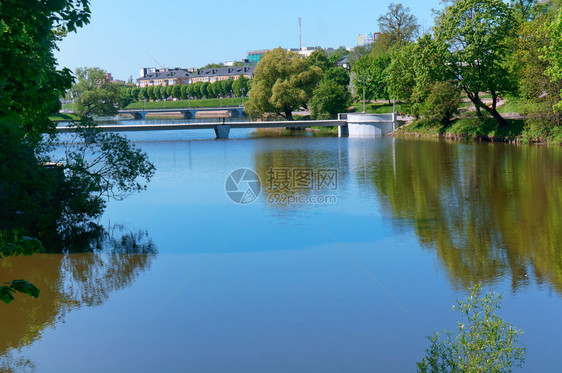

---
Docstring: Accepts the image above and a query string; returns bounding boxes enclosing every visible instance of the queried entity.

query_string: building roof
[193,66,255,78]
[137,69,191,81]
[137,66,255,82]
[248,50,268,55]
[337,56,349,66]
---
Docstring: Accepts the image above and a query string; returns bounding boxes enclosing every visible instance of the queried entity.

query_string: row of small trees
[124,75,252,103]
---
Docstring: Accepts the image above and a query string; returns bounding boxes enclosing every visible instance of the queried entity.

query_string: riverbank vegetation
[1,1,154,303]
[345,0,562,144]
[241,0,562,143]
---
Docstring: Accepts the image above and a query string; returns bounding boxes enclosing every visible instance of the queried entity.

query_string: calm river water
[2,120,562,372]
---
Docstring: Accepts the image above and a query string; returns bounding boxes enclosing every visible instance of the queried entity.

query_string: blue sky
[55,0,443,81]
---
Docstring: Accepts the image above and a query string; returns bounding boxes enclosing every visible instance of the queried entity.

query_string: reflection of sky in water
[3,133,562,372]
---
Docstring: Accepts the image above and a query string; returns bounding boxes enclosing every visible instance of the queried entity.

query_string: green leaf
[5,280,40,299]
[0,286,16,304]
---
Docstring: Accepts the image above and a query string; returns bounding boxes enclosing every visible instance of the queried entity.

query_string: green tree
[385,36,448,115]
[147,86,156,101]
[327,46,349,65]
[180,84,188,99]
[209,81,220,98]
[246,78,253,93]
[433,0,517,127]
[201,82,211,99]
[1,1,154,264]
[220,79,233,97]
[385,43,417,103]
[310,80,351,119]
[545,8,562,112]
[72,67,122,117]
[154,85,164,100]
[246,47,323,120]
[139,87,148,101]
[377,3,420,46]
[514,11,562,139]
[172,84,181,99]
[152,85,160,100]
[72,67,106,96]
[187,83,197,99]
[0,0,91,140]
[352,53,392,102]
[510,0,540,22]
[308,49,332,72]
[417,81,461,126]
[347,43,373,66]
[131,87,141,101]
[233,75,250,96]
[0,0,92,303]
[418,284,525,373]
[201,62,224,69]
[324,67,350,88]
[191,82,202,99]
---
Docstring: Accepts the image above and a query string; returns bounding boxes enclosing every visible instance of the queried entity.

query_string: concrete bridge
[57,114,398,139]
[118,106,245,119]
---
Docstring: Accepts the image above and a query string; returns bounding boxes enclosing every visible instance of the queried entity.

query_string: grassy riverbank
[396,117,525,141]
[50,113,80,122]
[395,116,562,144]
[125,97,245,110]
[392,96,562,144]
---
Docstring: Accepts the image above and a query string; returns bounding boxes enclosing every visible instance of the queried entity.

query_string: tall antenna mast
[145,50,164,68]
[299,17,302,50]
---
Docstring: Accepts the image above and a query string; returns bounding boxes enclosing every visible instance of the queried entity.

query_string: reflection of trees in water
[0,225,157,370]
[357,139,562,293]
[0,351,35,373]
[253,139,347,208]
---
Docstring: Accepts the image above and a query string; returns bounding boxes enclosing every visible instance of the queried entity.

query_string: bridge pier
[346,114,395,136]
[132,112,146,120]
[338,124,349,137]
[214,125,231,139]
[228,108,245,118]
